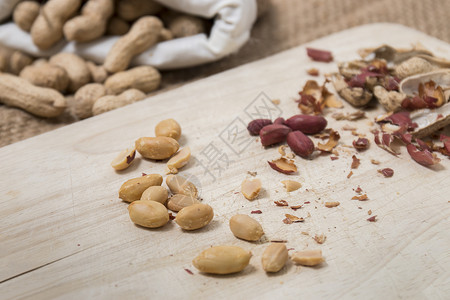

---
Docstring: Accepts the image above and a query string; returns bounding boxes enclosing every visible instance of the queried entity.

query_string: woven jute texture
[1,0,450,147]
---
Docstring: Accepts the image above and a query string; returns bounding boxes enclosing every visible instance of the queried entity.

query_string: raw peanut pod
[247,119,272,136]
[259,124,292,146]
[166,175,198,198]
[86,61,108,84]
[104,66,160,95]
[287,131,315,158]
[92,89,145,115]
[175,203,214,230]
[63,0,114,42]
[0,46,34,75]
[0,73,66,118]
[110,146,136,171]
[285,114,327,134]
[128,200,169,228]
[168,15,206,38]
[291,249,324,266]
[74,83,107,119]
[118,174,163,203]
[106,16,130,35]
[49,53,91,93]
[104,16,163,73]
[229,214,264,241]
[241,178,261,200]
[166,147,191,174]
[140,186,168,205]
[135,136,179,160]
[20,62,69,93]
[30,0,82,50]
[192,246,252,275]
[117,0,163,21]
[155,118,182,140]
[13,1,40,32]
[262,243,289,273]
[167,194,199,212]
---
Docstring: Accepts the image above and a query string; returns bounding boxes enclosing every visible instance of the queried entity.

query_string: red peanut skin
[247,119,272,135]
[260,124,291,146]
[285,114,327,134]
[287,131,315,157]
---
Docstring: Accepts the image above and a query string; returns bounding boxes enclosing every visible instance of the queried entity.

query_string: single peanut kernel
[140,186,168,205]
[167,194,199,212]
[135,136,179,160]
[155,118,182,140]
[229,214,264,241]
[291,249,324,266]
[166,174,198,197]
[192,246,252,275]
[111,146,136,170]
[261,243,289,273]
[128,200,169,228]
[119,174,163,203]
[281,180,302,192]
[325,201,340,208]
[241,178,261,200]
[175,203,214,230]
[166,147,191,174]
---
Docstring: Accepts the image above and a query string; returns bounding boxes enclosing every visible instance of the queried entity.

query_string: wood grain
[1,23,449,299]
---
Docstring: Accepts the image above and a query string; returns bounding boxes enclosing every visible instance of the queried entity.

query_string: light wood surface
[1,23,449,299]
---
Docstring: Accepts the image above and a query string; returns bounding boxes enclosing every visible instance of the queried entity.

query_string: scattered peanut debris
[317,130,340,152]
[283,214,304,224]
[251,210,262,214]
[378,168,394,177]
[352,194,368,201]
[291,249,325,266]
[184,268,194,275]
[367,215,377,222]
[271,99,280,105]
[354,186,363,194]
[247,171,257,177]
[274,200,289,207]
[368,210,372,215]
[290,205,302,211]
[351,155,361,169]
[307,68,319,76]
[281,180,302,192]
[330,156,339,160]
[347,171,353,178]
[325,201,340,208]
[313,234,327,244]
[278,145,287,156]
[332,111,366,121]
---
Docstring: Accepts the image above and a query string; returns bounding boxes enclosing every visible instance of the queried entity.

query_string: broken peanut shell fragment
[268,158,298,174]
[291,249,324,266]
[241,178,261,200]
[111,146,136,170]
[192,246,252,275]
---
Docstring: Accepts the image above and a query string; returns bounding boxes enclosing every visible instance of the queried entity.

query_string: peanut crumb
[368,210,372,215]
[313,234,326,244]
[325,201,340,208]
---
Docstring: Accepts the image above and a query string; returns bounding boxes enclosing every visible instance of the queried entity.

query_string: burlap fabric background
[1,0,450,147]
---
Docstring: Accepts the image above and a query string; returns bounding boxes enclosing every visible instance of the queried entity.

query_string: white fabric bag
[0,0,257,70]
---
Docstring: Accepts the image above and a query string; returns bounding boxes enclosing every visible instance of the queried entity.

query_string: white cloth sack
[0,0,257,70]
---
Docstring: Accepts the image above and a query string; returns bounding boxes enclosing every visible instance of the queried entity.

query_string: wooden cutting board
[1,23,449,299]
